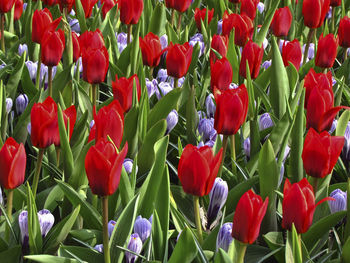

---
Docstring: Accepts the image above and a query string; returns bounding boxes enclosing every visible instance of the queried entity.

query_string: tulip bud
[125,233,143,263]
[0,0,15,13]
[282,39,302,70]
[81,0,98,18]
[207,178,228,228]
[302,0,330,28]
[108,220,116,237]
[239,40,264,79]
[216,222,233,252]
[32,9,62,44]
[328,189,347,213]
[112,74,141,112]
[315,33,338,69]
[241,0,259,20]
[14,0,23,20]
[270,7,292,37]
[139,32,163,68]
[205,94,216,119]
[165,0,192,13]
[72,32,81,62]
[38,209,55,237]
[166,42,193,79]
[222,13,253,47]
[211,57,233,92]
[134,216,152,243]
[5,98,13,114]
[210,35,228,63]
[101,0,117,18]
[259,113,274,131]
[166,110,178,134]
[194,8,214,31]
[119,0,144,25]
[81,46,109,84]
[339,16,350,48]
[41,29,65,67]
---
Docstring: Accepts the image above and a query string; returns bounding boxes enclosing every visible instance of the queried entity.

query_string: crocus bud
[108,220,116,237]
[166,42,193,79]
[198,118,215,142]
[18,44,28,57]
[145,78,157,98]
[217,19,223,35]
[244,137,250,158]
[119,0,143,25]
[0,0,16,13]
[210,35,228,63]
[328,189,347,213]
[302,0,330,28]
[178,145,223,196]
[112,74,141,112]
[125,233,143,263]
[157,69,168,82]
[32,9,61,44]
[38,209,55,237]
[25,61,38,81]
[232,190,268,244]
[207,178,228,228]
[134,216,152,243]
[69,18,80,33]
[5,98,13,114]
[259,113,273,131]
[210,57,233,92]
[222,13,253,47]
[341,122,350,162]
[160,34,168,49]
[205,94,216,119]
[257,2,264,13]
[189,33,205,57]
[156,82,173,99]
[239,40,264,79]
[166,110,178,134]
[0,137,26,189]
[339,16,350,48]
[315,33,338,69]
[282,39,302,70]
[261,60,272,70]
[94,244,104,252]
[19,210,29,244]
[165,0,192,12]
[116,32,128,53]
[139,32,163,68]
[302,128,344,178]
[194,8,214,31]
[216,222,233,252]
[123,158,134,174]
[41,29,65,67]
[270,7,292,37]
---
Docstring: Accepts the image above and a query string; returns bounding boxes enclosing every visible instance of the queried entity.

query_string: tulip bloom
[14,0,23,20]
[139,32,163,68]
[214,84,249,135]
[302,128,344,178]
[194,8,214,31]
[0,137,26,189]
[165,0,192,13]
[241,0,259,20]
[339,16,350,48]
[101,0,117,18]
[119,0,143,24]
[112,74,141,112]
[315,33,338,68]
[72,31,80,62]
[302,0,330,28]
[282,39,302,70]
[282,178,333,233]
[93,100,124,148]
[239,40,264,79]
[330,0,341,6]
[210,57,233,91]
[79,29,105,53]
[209,35,228,63]
[178,144,223,196]
[85,139,128,196]
[81,0,98,18]
[32,8,62,44]
[166,42,193,79]
[222,13,253,47]
[232,190,268,244]
[0,0,15,13]
[58,0,74,13]
[81,46,109,84]
[41,29,65,67]
[270,7,292,37]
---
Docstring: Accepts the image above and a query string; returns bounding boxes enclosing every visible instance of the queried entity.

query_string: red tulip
[93,100,124,147]
[229,0,240,3]
[139,32,163,68]
[85,139,128,196]
[72,31,80,62]
[232,190,268,244]
[282,178,334,233]
[330,0,341,6]
[101,0,117,18]
[210,57,233,91]
[14,0,23,20]
[282,39,302,70]
[54,105,77,147]
[302,128,344,178]
[119,0,143,25]
[165,0,192,13]
[209,34,228,63]
[214,84,249,135]
[339,16,350,48]
[302,0,330,28]
[239,40,263,79]
[241,0,259,20]
[0,0,15,13]
[0,137,26,189]
[166,42,193,79]
[43,0,58,6]
[112,74,141,112]
[41,29,65,67]
[79,29,105,53]
[315,33,338,68]
[32,8,62,44]
[81,0,98,18]
[270,7,292,37]
[194,8,214,31]
[178,144,223,196]
[58,0,75,13]
[82,46,109,84]
[222,12,253,46]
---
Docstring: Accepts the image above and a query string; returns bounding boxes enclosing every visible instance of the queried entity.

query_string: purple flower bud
[23,3,27,10]
[279,40,288,52]
[38,209,55,237]
[259,113,273,131]
[160,34,168,50]
[244,137,250,158]
[170,76,185,88]
[257,2,264,13]
[263,38,268,49]
[19,210,29,243]
[216,223,233,252]
[229,83,239,89]
[146,78,157,98]
[329,119,337,134]
[261,60,272,70]
[6,98,13,114]
[326,7,332,19]
[198,118,215,142]
[0,187,3,206]
[116,32,129,54]
[123,158,134,174]
[205,94,216,118]
[16,94,29,115]
[217,19,223,35]
[27,122,31,135]
[74,57,83,75]
[94,244,104,253]
[69,19,81,33]
[108,220,116,237]
[329,189,347,214]
[166,110,178,134]
[26,61,38,81]
[134,216,152,242]
[189,33,205,56]
[18,44,28,57]
[342,122,350,162]
[207,178,228,228]
[125,233,143,263]
[89,120,95,131]
[0,63,5,70]
[156,82,173,99]
[157,69,168,82]
[302,43,315,61]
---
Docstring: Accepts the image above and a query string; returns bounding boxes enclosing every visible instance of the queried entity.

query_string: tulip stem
[174,78,178,89]
[331,7,335,34]
[48,66,53,97]
[102,196,111,263]
[92,84,97,108]
[36,47,42,90]
[171,9,175,27]
[344,178,350,240]
[56,147,61,165]
[193,196,203,244]
[344,48,348,61]
[310,177,319,195]
[230,135,236,175]
[149,67,154,80]
[177,12,182,33]
[0,14,5,53]
[302,28,315,65]
[32,148,44,199]
[231,239,247,263]
[5,189,13,242]
[218,135,229,177]
[127,24,132,45]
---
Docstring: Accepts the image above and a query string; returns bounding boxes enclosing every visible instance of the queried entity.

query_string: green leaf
[6,52,26,100]
[122,106,139,157]
[214,248,232,263]
[0,245,21,263]
[152,211,164,261]
[75,0,88,33]
[118,168,133,207]
[168,227,198,263]
[336,110,350,136]
[148,3,166,35]
[52,64,73,103]
[226,30,239,83]
[58,246,103,262]
[186,85,198,145]
[25,255,80,263]
[342,236,350,262]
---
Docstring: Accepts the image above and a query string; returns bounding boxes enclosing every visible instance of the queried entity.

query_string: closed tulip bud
[32,9,62,44]
[239,40,264,79]
[38,209,55,237]
[0,0,15,13]
[166,42,193,79]
[72,31,80,62]
[207,178,228,228]
[16,94,28,115]
[205,94,216,118]
[282,39,302,70]
[339,17,350,48]
[14,0,23,20]
[139,32,163,68]
[302,128,344,178]
[302,0,330,28]
[211,57,233,92]
[79,29,105,53]
[282,178,333,233]
[5,98,12,114]
[134,215,152,242]
[216,223,233,252]
[330,0,341,6]
[41,29,65,67]
[259,113,274,131]
[58,0,74,13]
[241,0,259,20]
[81,0,97,18]
[101,0,117,18]
[112,74,141,112]
[0,137,26,189]
[214,84,249,135]
[178,145,223,196]
[166,109,178,134]
[81,46,109,84]
[315,33,338,69]
[165,0,192,12]
[210,35,228,63]
[232,190,268,244]
[328,189,347,213]
[42,0,57,6]
[194,8,214,31]
[108,220,116,237]
[125,233,143,263]
[222,13,253,47]
[270,7,292,37]
[119,0,143,25]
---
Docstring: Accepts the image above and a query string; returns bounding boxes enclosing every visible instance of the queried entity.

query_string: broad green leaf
[336,110,350,136]
[226,30,239,83]
[25,255,80,263]
[168,227,198,263]
[148,3,166,35]
[6,51,26,100]
[342,236,350,262]
[52,64,73,102]
[186,85,198,145]
[214,248,232,263]
[75,0,88,33]
[0,245,21,263]
[58,246,103,262]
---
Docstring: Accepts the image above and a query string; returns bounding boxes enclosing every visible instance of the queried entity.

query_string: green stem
[92,84,97,108]
[311,177,319,195]
[177,12,182,33]
[1,13,5,53]
[193,196,203,244]
[331,7,335,34]
[344,48,348,61]
[32,149,44,199]
[230,135,236,175]
[218,135,229,177]
[344,178,350,240]
[5,189,13,242]
[48,66,53,97]
[302,28,315,65]
[171,9,175,27]
[232,239,247,263]
[102,196,111,263]
[174,78,178,89]
[127,24,132,45]
[56,147,60,166]
[149,67,154,80]
[36,47,42,90]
